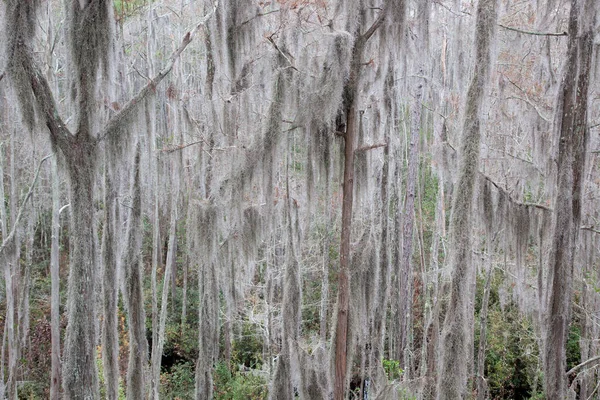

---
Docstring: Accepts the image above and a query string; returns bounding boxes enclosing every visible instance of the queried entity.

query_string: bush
[160,361,195,399]
[213,362,268,400]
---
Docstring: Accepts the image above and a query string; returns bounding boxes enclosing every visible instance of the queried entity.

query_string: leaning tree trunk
[436,0,497,398]
[544,0,595,397]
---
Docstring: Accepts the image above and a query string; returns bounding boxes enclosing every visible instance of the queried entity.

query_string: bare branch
[566,355,600,377]
[159,140,205,153]
[98,1,218,142]
[581,226,600,235]
[0,154,53,256]
[355,142,388,153]
[499,23,567,37]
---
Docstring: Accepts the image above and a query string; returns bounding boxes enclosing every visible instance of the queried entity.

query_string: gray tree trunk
[436,0,497,397]
[101,145,120,400]
[151,169,180,399]
[50,156,62,400]
[544,0,595,397]
[123,147,148,400]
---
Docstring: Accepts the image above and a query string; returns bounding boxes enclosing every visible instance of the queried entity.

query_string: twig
[240,9,280,27]
[355,142,387,153]
[159,140,204,153]
[498,23,567,37]
[0,154,53,256]
[98,1,218,142]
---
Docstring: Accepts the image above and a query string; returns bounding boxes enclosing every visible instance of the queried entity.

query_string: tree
[544,0,596,397]
[436,0,498,398]
[3,1,215,397]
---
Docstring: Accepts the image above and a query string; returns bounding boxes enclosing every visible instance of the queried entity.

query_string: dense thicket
[0,0,599,399]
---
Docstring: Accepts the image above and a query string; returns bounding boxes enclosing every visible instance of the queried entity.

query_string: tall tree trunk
[123,147,148,400]
[101,146,119,400]
[333,11,386,398]
[62,137,101,399]
[544,0,595,397]
[398,76,423,376]
[151,170,180,399]
[436,0,497,398]
[50,155,62,400]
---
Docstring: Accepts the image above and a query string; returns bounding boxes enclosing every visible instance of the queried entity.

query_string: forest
[0,0,599,399]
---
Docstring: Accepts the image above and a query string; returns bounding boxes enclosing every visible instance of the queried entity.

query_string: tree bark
[544,0,595,397]
[123,147,148,400]
[436,0,497,398]
[50,155,61,400]
[333,10,387,399]
[398,76,423,376]
[101,145,119,400]
[151,171,180,399]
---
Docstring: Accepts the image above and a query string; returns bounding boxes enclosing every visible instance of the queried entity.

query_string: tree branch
[20,49,72,149]
[480,173,552,211]
[0,154,53,256]
[359,4,388,42]
[498,23,567,37]
[566,355,600,377]
[355,142,387,153]
[581,226,600,235]
[97,1,218,142]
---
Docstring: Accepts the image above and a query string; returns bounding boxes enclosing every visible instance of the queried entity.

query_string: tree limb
[480,172,552,211]
[20,49,72,149]
[581,226,600,235]
[97,1,218,142]
[499,23,567,37]
[355,142,387,153]
[0,154,53,256]
[566,355,600,377]
[360,4,388,42]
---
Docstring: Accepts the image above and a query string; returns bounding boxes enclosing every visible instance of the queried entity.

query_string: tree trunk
[436,0,497,397]
[50,155,61,400]
[544,0,595,397]
[398,76,423,376]
[151,175,180,399]
[101,146,119,400]
[123,147,148,400]
[62,136,101,399]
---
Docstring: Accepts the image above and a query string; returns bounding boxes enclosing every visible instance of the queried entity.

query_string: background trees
[0,0,599,399]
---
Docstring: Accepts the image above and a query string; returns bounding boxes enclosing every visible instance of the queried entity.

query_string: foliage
[213,362,268,400]
[480,283,541,400]
[383,358,404,381]
[160,361,195,399]
[232,322,264,370]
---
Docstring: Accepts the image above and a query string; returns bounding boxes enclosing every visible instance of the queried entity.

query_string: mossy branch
[97,1,219,142]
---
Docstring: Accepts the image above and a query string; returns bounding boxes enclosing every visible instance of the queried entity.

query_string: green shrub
[213,362,268,400]
[160,361,195,399]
